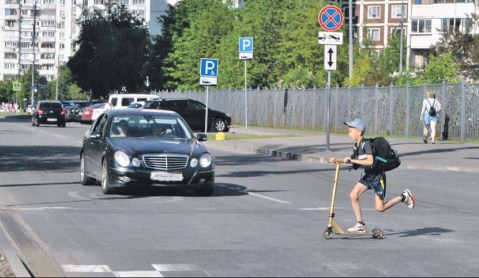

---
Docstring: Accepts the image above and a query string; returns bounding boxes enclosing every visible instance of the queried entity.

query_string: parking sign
[239,37,253,60]
[200,58,218,85]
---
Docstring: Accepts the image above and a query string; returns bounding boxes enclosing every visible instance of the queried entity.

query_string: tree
[432,29,479,81]
[162,0,236,91]
[423,53,461,84]
[67,4,149,99]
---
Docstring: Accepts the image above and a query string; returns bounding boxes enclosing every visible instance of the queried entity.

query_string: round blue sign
[318,5,344,32]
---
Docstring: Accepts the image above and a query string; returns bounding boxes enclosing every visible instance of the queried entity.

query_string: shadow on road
[389,227,454,237]
[0,145,80,173]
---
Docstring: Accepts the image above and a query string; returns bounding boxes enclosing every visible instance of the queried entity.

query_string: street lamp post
[399,0,404,74]
[31,1,37,106]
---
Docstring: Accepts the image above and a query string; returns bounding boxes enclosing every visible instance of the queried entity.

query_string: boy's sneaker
[423,137,427,144]
[402,189,415,209]
[347,222,366,233]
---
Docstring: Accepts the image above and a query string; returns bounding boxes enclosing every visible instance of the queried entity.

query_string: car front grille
[142,154,189,170]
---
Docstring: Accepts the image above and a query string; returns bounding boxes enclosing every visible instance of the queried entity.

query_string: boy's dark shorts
[359,175,386,199]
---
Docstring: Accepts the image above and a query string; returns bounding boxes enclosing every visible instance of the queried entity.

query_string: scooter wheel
[372,228,383,239]
[323,228,334,239]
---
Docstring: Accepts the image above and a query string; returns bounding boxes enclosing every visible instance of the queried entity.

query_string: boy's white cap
[344,118,365,132]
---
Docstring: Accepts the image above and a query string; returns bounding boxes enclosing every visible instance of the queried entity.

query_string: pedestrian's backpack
[352,137,401,171]
[427,99,437,117]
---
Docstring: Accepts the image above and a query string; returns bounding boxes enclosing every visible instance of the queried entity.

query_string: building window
[5,9,18,16]
[392,27,405,37]
[21,42,31,48]
[391,5,406,19]
[4,63,16,70]
[4,53,17,59]
[367,28,380,41]
[6,20,16,28]
[441,18,473,33]
[368,6,380,19]
[411,19,432,33]
[5,41,17,48]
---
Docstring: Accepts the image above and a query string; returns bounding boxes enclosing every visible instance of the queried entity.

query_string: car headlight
[131,157,141,167]
[114,151,130,167]
[199,153,212,168]
[190,158,198,168]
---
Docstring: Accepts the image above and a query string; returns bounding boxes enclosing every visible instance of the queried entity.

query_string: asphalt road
[0,120,478,277]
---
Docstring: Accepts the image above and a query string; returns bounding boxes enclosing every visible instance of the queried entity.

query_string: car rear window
[40,103,62,109]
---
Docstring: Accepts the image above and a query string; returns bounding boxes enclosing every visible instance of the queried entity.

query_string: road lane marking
[248,192,291,204]
[152,264,201,271]
[62,264,112,273]
[115,271,163,277]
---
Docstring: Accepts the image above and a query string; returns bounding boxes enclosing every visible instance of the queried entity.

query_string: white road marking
[299,207,375,211]
[51,133,67,139]
[62,264,201,277]
[152,264,200,271]
[62,264,112,273]
[115,271,163,277]
[248,192,291,204]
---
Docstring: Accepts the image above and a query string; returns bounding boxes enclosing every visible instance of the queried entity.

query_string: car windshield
[109,115,192,140]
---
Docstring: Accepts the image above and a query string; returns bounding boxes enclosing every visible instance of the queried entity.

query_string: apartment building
[339,0,478,70]
[409,0,478,69]
[0,0,179,81]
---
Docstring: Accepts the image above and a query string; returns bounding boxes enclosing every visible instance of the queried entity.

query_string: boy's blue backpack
[368,137,401,171]
[352,137,401,171]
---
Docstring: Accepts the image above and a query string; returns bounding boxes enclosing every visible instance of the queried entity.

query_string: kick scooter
[323,160,383,239]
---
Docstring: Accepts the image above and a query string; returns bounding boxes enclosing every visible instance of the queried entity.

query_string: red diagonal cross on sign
[318,5,344,32]
[324,10,340,26]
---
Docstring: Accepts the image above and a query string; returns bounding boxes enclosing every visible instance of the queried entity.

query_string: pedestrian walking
[329,119,415,234]
[420,91,441,144]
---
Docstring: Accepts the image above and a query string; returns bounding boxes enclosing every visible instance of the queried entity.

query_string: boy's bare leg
[375,195,403,212]
[350,183,369,222]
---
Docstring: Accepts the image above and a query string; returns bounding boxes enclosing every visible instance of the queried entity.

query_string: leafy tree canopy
[67,4,149,99]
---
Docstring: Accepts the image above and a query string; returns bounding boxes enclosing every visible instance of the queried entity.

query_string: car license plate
[47,118,57,122]
[150,171,183,182]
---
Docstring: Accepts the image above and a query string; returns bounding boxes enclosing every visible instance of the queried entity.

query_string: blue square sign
[200,58,218,85]
[239,37,253,60]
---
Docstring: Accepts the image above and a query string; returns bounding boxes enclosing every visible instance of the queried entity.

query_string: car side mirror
[89,131,100,139]
[196,133,208,142]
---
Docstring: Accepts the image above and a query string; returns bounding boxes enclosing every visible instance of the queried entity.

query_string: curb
[206,140,477,173]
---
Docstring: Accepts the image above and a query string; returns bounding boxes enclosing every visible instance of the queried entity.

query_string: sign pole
[327,70,331,151]
[205,86,209,134]
[318,5,343,152]
[244,60,248,129]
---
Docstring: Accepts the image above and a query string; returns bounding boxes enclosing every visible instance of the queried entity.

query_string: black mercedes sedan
[80,109,215,196]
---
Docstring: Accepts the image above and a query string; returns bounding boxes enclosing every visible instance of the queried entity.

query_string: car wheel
[80,155,95,185]
[101,159,115,194]
[195,185,214,196]
[213,118,227,132]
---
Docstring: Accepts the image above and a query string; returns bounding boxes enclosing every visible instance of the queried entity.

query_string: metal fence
[152,81,479,141]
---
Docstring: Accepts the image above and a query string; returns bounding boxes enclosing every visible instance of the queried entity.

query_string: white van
[108,94,158,109]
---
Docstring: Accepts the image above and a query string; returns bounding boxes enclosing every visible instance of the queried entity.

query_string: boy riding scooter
[329,119,415,234]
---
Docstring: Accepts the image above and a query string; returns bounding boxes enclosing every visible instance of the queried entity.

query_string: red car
[81,102,108,124]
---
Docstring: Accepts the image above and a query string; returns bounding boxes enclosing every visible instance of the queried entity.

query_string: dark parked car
[31,100,66,127]
[68,100,105,122]
[143,98,231,132]
[67,101,88,122]
[80,109,215,196]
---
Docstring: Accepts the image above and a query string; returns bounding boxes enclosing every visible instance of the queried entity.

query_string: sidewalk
[204,126,479,173]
